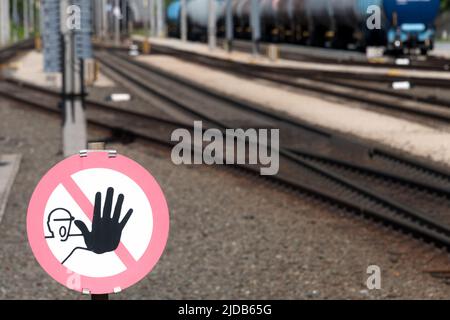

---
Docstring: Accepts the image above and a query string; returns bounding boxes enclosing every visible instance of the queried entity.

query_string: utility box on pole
[42,0,62,73]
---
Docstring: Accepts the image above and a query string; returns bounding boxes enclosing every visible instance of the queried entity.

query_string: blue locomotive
[165,0,440,54]
[384,0,440,54]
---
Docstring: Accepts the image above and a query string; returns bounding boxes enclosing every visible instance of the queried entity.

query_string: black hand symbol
[74,187,133,254]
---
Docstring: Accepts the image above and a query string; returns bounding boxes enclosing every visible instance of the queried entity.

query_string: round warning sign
[27,151,169,294]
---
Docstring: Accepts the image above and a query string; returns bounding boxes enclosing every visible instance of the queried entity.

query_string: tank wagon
[165,0,439,53]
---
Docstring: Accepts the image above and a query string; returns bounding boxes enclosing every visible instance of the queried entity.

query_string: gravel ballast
[0,97,450,299]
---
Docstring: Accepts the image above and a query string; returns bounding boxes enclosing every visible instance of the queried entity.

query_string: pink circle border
[27,152,170,294]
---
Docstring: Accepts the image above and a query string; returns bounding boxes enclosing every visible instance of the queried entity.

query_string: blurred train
[165,0,440,54]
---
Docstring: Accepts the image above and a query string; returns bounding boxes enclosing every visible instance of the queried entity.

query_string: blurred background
[2,0,450,300]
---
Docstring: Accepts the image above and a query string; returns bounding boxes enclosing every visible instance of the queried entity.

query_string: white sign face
[44,168,153,277]
[28,152,169,294]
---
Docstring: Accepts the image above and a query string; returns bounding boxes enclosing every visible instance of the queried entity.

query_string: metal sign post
[61,0,87,157]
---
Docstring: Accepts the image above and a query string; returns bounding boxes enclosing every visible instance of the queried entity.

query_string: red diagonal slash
[61,176,137,268]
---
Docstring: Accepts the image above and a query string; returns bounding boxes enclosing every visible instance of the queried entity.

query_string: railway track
[0,39,34,66]
[142,44,450,124]
[3,43,450,251]
[62,50,450,249]
[216,39,450,72]
[3,78,450,248]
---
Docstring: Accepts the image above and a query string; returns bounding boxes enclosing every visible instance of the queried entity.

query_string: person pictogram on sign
[45,208,82,242]
[46,187,133,265]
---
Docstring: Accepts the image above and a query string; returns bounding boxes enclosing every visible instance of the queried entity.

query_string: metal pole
[208,0,216,50]
[180,0,187,42]
[114,0,120,45]
[61,0,87,157]
[250,0,260,56]
[95,0,102,39]
[0,0,10,46]
[38,0,43,35]
[156,0,164,37]
[145,0,150,38]
[29,0,35,34]
[121,0,127,36]
[141,0,151,53]
[225,0,233,52]
[24,0,30,39]
[12,0,19,41]
[102,0,108,40]
[150,0,156,37]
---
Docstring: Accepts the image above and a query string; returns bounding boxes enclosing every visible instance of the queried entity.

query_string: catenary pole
[29,0,35,34]
[156,0,164,37]
[180,0,187,42]
[208,0,216,50]
[12,0,19,41]
[250,0,261,55]
[0,0,10,46]
[24,0,30,39]
[225,0,233,52]
[150,0,156,37]
[114,0,120,45]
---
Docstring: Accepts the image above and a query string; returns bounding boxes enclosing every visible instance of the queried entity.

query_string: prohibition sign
[27,151,170,294]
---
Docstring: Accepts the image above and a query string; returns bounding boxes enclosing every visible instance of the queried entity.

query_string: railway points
[124,50,450,166]
[2,96,450,300]
[2,0,450,303]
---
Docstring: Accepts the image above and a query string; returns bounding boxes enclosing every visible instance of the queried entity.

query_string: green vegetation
[442,0,450,11]
[8,0,37,41]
